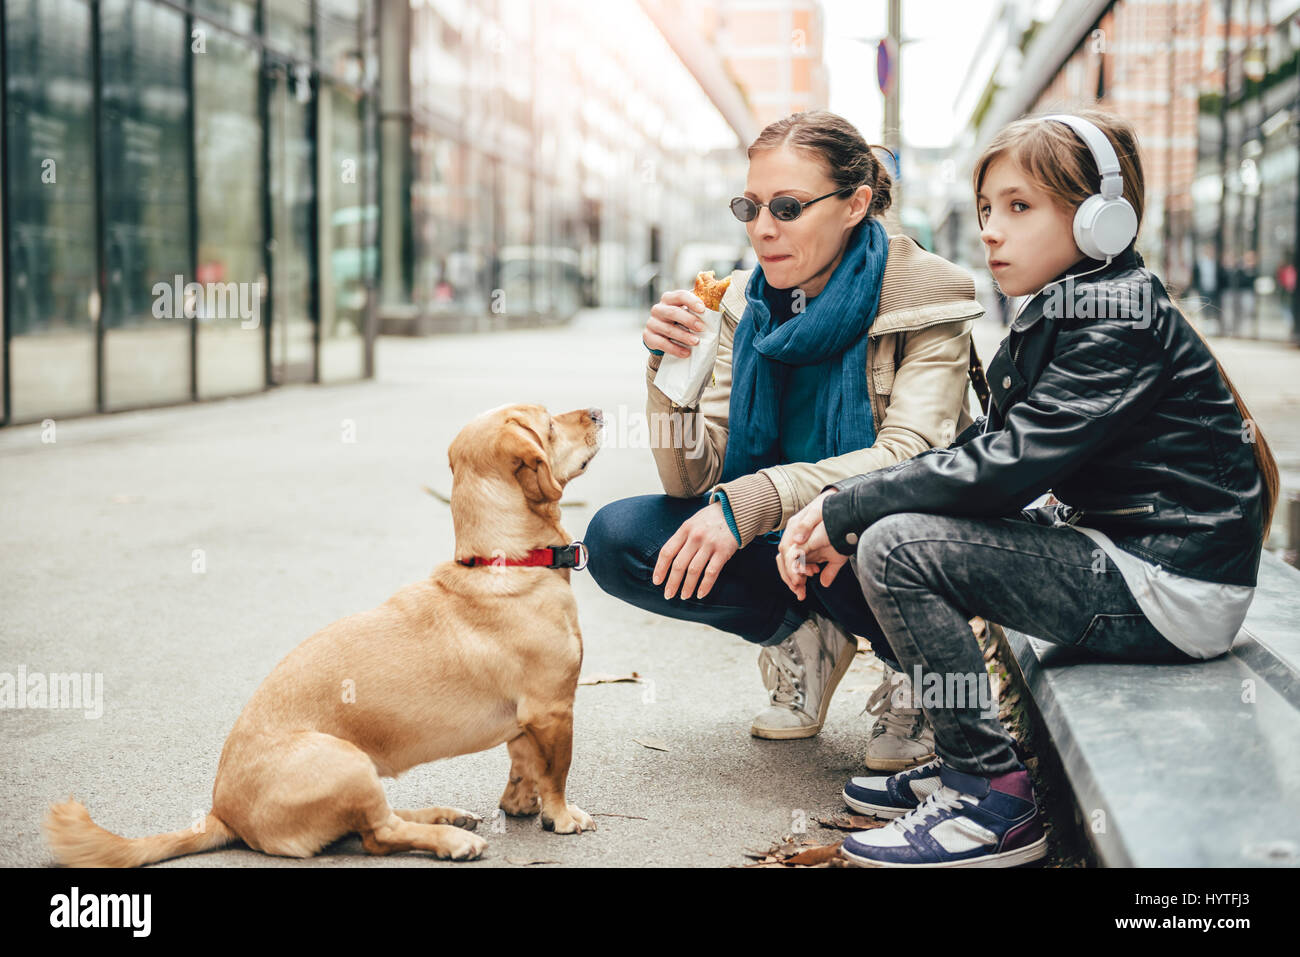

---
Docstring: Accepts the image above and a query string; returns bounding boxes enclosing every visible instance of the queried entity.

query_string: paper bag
[652,307,722,408]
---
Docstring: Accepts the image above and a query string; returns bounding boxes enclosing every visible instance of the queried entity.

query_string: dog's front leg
[499,733,542,816]
[519,707,595,835]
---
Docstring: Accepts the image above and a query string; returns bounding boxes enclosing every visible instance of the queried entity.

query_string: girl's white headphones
[1043,114,1138,261]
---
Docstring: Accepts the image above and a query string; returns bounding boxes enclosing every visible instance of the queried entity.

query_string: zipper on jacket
[1066,503,1156,525]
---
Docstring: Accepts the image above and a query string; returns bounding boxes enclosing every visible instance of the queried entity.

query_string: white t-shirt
[1064,524,1255,659]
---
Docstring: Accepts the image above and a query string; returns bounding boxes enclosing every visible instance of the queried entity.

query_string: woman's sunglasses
[729,186,854,223]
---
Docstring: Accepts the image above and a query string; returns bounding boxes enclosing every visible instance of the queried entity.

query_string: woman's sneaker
[750,613,857,739]
[839,764,1047,868]
[842,757,943,818]
[862,662,936,771]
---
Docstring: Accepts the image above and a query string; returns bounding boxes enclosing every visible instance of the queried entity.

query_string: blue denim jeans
[852,509,1197,776]
[585,494,896,665]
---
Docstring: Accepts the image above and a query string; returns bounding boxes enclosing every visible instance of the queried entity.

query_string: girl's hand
[777,491,849,600]
[644,290,707,359]
[652,501,740,600]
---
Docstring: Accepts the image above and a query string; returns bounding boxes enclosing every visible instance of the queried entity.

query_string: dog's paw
[438,829,488,861]
[450,809,482,831]
[499,791,541,817]
[541,803,596,835]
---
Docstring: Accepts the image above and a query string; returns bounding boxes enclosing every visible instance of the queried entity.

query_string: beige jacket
[645,233,983,548]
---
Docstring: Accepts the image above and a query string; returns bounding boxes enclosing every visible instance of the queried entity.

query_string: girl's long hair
[973,109,1280,539]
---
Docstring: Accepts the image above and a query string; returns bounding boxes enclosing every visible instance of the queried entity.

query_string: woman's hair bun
[749,110,893,218]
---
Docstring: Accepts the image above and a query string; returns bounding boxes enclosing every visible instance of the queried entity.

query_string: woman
[779,110,1278,867]
[584,110,984,770]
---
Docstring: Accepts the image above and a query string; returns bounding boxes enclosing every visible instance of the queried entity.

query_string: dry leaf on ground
[578,672,642,685]
[742,836,847,867]
[633,736,670,752]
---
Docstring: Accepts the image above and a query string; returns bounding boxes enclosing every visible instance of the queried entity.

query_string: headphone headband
[1042,113,1124,200]
[1038,113,1137,260]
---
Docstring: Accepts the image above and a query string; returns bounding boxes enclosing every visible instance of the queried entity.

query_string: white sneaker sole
[750,636,857,740]
[839,835,1048,868]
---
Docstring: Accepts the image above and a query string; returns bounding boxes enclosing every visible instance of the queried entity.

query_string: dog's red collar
[457,542,589,571]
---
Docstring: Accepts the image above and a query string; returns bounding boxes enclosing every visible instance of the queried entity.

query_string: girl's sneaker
[839,765,1047,868]
[842,757,944,818]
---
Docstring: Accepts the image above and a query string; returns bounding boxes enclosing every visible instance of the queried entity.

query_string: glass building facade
[1,0,379,426]
[380,0,746,332]
[2,0,749,424]
[1188,0,1300,342]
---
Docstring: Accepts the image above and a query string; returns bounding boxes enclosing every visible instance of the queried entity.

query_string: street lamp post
[1292,14,1300,342]
[885,0,901,206]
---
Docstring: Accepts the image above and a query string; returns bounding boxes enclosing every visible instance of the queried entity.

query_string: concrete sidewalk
[0,308,888,868]
[3,306,1296,868]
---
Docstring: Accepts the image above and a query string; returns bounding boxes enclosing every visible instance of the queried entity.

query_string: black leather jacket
[822,247,1267,586]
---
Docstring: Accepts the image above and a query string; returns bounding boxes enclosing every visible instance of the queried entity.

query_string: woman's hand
[652,501,739,600]
[644,290,707,359]
[777,490,850,600]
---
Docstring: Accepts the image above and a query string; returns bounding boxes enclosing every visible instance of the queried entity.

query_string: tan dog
[42,403,604,866]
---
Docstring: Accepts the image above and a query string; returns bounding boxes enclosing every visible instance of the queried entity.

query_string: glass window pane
[318,0,364,84]
[3,0,99,421]
[191,0,256,34]
[99,0,192,410]
[265,0,313,55]
[318,83,368,382]
[194,28,266,398]
[268,64,317,384]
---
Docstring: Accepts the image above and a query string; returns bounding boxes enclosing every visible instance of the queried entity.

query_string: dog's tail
[42,798,236,868]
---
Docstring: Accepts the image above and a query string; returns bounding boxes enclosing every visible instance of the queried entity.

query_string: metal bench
[1000,550,1300,867]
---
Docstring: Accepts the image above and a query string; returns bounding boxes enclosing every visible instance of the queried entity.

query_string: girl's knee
[855,513,947,582]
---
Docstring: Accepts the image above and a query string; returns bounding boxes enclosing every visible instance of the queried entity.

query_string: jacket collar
[1011,245,1143,332]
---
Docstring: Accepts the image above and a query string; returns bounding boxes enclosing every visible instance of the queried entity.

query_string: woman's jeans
[585,494,897,666]
[852,508,1198,777]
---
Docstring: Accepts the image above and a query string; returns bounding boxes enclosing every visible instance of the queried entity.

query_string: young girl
[777,109,1279,868]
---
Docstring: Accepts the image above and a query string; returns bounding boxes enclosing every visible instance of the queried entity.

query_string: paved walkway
[2,306,1295,868]
[0,308,885,868]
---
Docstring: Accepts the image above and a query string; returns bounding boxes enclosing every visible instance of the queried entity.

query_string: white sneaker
[750,613,857,740]
[862,662,936,772]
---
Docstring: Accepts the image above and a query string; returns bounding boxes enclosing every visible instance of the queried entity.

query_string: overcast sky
[824,0,1001,149]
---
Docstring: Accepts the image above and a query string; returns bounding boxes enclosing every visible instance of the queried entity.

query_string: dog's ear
[502,417,563,503]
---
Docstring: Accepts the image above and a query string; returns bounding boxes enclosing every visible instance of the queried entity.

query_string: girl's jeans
[585,494,897,666]
[853,508,1198,776]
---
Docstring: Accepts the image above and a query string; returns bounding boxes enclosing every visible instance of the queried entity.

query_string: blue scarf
[719,217,889,483]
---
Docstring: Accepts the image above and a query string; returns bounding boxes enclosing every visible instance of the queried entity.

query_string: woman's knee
[584,498,654,592]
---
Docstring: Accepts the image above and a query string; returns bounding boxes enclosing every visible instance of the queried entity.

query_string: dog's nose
[588,408,604,427]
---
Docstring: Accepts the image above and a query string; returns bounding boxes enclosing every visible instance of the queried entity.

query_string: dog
[42,403,604,866]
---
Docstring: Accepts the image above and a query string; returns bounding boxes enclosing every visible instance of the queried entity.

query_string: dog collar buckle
[555,541,589,571]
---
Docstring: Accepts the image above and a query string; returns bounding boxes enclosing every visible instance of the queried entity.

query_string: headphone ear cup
[1092,197,1138,258]
[1074,194,1138,260]
[1072,195,1105,260]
